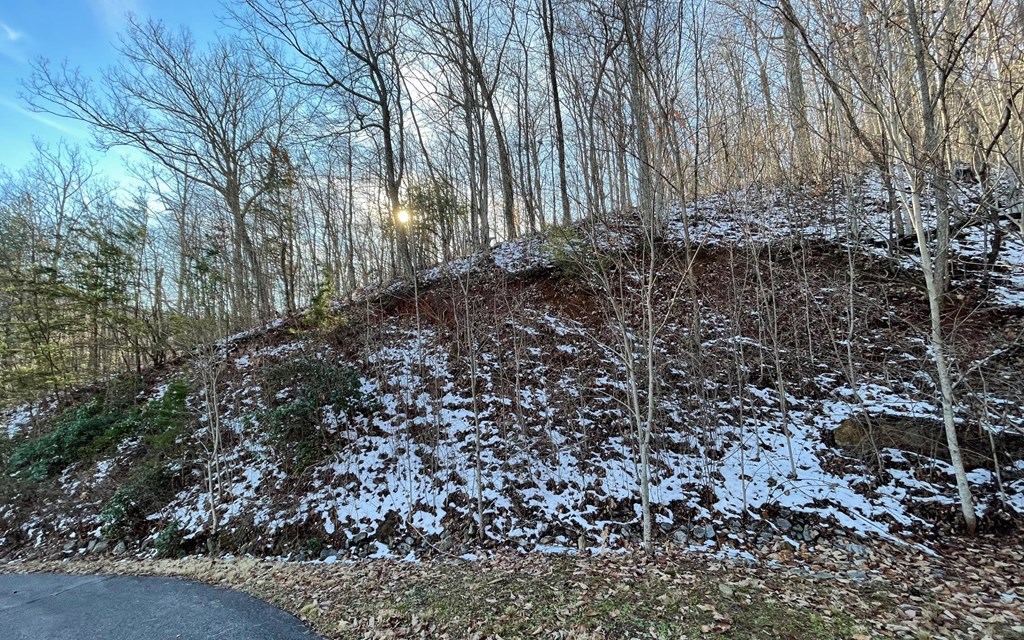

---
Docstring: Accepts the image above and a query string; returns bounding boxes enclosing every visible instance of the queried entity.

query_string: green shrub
[542,225,610,281]
[154,520,184,558]
[99,462,175,539]
[262,358,377,470]
[8,380,190,481]
[9,400,133,481]
[305,275,347,331]
[139,380,189,457]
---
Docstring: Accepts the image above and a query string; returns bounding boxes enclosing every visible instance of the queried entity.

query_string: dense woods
[2,0,1024,541]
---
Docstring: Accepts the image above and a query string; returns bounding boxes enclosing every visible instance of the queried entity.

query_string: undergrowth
[262,358,377,471]
[9,399,133,481]
[8,379,190,482]
[99,461,176,538]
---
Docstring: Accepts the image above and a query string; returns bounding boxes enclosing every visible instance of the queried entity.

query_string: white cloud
[0,20,26,64]
[89,0,141,33]
[0,21,24,42]
[0,99,83,137]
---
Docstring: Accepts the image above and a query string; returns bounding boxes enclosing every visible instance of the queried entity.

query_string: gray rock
[93,541,109,555]
[404,536,415,546]
[704,525,716,540]
[776,518,792,532]
[673,530,688,544]
[802,528,819,543]
[351,532,368,546]
[295,551,308,562]
[538,536,555,545]
[691,525,705,539]
[113,541,126,555]
[318,548,331,561]
[718,583,734,597]
[62,542,76,553]
[86,540,97,553]
[846,543,867,557]
[846,570,867,581]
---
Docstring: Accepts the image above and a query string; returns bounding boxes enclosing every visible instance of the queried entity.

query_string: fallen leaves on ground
[3,535,1022,639]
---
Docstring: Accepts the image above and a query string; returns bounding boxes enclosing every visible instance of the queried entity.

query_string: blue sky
[0,0,225,181]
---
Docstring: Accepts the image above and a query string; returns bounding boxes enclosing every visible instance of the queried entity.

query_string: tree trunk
[541,0,571,225]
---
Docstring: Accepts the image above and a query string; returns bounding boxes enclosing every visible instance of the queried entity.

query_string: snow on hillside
[2,176,1022,560]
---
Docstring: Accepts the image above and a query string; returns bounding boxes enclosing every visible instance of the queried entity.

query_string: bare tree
[25,18,291,324]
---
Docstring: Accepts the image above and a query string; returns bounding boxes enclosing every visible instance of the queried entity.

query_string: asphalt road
[0,573,321,640]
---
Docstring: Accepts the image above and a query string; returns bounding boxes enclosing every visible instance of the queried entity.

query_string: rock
[846,543,867,557]
[404,536,415,546]
[718,583,734,597]
[318,548,330,561]
[673,530,688,544]
[538,536,555,545]
[295,551,308,562]
[691,525,705,540]
[93,541,109,555]
[86,540,97,553]
[802,528,819,542]
[113,541,126,555]
[776,518,792,532]
[846,570,867,581]
[62,542,76,553]
[704,525,716,540]
[351,532,369,546]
